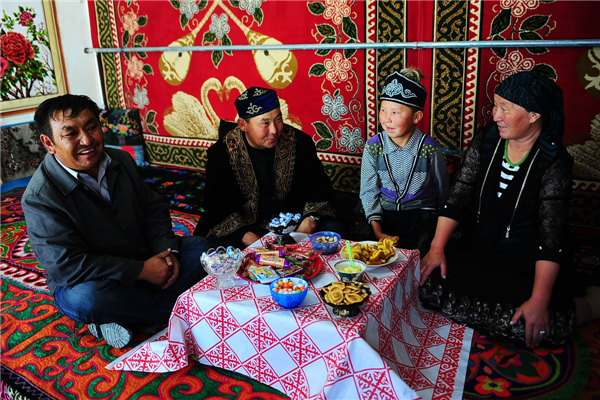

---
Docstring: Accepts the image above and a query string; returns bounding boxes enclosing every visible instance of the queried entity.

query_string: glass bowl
[200,246,243,289]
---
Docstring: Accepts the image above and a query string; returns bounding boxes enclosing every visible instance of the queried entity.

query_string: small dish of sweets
[239,248,323,284]
[267,212,302,235]
[309,231,341,255]
[270,277,309,308]
[320,280,371,318]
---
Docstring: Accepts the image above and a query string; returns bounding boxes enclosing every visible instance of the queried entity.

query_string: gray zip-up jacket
[22,148,179,294]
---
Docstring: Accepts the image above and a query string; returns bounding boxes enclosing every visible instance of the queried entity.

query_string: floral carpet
[3,168,600,399]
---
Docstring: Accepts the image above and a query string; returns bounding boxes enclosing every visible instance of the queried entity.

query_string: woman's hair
[399,67,425,84]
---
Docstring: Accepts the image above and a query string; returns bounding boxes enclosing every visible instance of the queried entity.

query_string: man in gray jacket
[22,94,209,348]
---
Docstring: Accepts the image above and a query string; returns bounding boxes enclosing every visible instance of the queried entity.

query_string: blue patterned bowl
[270,277,309,308]
[310,231,341,255]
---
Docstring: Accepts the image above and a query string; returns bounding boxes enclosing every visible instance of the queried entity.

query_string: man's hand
[138,248,180,289]
[296,217,318,234]
[370,221,394,241]
[242,231,262,247]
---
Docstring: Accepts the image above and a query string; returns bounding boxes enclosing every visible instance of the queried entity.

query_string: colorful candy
[272,278,306,294]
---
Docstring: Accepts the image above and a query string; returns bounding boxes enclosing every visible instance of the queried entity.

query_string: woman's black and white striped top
[498,158,520,197]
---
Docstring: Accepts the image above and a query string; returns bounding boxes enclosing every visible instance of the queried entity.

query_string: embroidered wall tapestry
[88,0,600,229]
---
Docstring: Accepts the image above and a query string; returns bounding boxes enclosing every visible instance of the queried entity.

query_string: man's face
[40,108,105,179]
[239,108,284,149]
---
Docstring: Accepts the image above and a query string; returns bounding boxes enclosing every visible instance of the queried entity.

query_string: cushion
[100,109,147,166]
[1,123,46,182]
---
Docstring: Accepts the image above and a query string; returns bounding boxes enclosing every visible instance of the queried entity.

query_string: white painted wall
[0,0,103,127]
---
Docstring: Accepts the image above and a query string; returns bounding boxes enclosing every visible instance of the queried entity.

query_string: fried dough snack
[322,281,369,306]
[342,237,399,265]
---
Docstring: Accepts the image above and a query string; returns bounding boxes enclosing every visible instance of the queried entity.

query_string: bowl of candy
[270,277,309,308]
[201,246,243,289]
[320,280,371,317]
[265,212,302,246]
[333,259,367,282]
[309,231,341,255]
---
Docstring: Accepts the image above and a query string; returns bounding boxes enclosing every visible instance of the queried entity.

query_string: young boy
[360,68,449,256]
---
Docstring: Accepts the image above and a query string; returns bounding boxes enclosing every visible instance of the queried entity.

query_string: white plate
[340,241,401,268]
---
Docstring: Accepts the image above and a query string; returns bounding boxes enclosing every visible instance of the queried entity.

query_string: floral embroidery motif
[381,79,417,99]
[339,126,365,154]
[179,0,199,19]
[496,51,535,81]
[121,10,140,36]
[474,376,511,398]
[246,103,264,115]
[127,55,144,81]
[321,93,348,121]
[209,14,230,39]
[239,0,264,15]
[323,0,351,25]
[133,85,150,108]
[499,0,539,18]
[324,52,352,83]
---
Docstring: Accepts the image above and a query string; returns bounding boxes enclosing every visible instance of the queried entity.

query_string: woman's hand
[511,298,550,347]
[419,247,447,285]
[511,260,559,347]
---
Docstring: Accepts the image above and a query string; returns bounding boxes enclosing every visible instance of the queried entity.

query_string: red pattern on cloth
[108,238,473,400]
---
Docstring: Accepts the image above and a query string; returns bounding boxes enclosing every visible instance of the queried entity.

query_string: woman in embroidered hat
[360,68,449,256]
[419,71,599,348]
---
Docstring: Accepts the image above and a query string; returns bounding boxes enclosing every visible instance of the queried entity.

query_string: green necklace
[504,140,531,167]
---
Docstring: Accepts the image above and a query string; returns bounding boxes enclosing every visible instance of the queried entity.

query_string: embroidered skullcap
[380,71,428,111]
[234,87,280,119]
[495,71,565,160]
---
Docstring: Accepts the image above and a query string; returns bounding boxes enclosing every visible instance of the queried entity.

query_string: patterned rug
[3,181,599,400]
[461,233,600,399]
[139,165,206,216]
[0,187,288,400]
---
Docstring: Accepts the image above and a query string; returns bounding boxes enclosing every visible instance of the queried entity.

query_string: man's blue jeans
[53,236,209,325]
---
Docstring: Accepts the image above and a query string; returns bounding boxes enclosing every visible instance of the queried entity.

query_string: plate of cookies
[319,280,371,318]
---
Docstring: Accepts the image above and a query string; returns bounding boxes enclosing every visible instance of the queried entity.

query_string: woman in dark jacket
[419,71,597,347]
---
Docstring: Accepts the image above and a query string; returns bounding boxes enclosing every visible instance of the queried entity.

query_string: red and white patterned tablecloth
[108,235,473,400]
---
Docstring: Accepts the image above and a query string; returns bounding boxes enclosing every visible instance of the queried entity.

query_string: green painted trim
[432,1,468,151]
[145,141,208,170]
[94,0,121,108]
[376,0,405,116]
[323,162,361,193]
